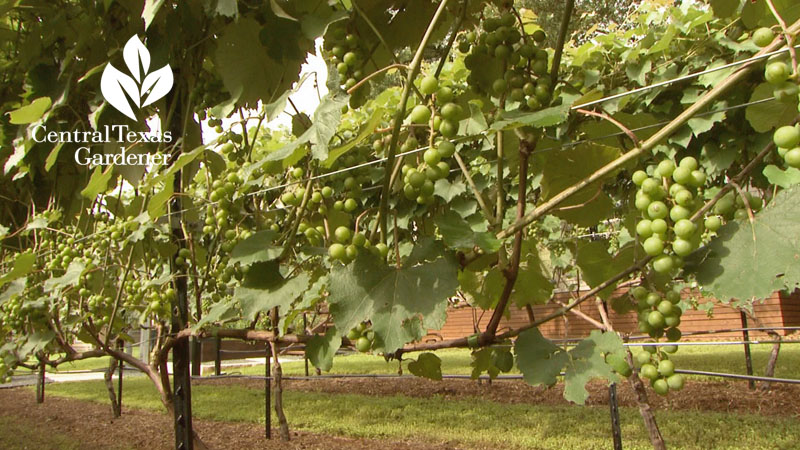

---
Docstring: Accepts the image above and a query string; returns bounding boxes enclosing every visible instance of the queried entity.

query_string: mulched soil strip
[195,376,800,417]
[0,387,463,450]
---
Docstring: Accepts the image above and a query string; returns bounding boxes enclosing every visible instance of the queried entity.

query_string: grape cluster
[753,27,800,168]
[634,344,685,395]
[628,285,686,395]
[632,157,711,274]
[462,11,553,109]
[712,189,763,222]
[324,24,370,108]
[346,322,375,352]
[774,125,800,169]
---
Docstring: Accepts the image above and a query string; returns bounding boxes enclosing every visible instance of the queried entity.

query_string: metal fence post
[609,383,622,450]
[740,311,756,390]
[303,313,309,377]
[265,343,272,439]
[117,340,123,415]
[214,337,222,377]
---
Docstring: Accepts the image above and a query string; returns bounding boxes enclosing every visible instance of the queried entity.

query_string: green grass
[238,348,482,376]
[43,377,800,450]
[0,415,84,450]
[234,344,800,380]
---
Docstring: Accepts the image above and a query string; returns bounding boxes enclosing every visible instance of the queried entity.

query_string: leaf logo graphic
[100,36,173,121]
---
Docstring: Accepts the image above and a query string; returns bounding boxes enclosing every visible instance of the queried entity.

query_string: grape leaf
[470,347,500,379]
[327,250,458,353]
[434,179,466,202]
[142,0,165,30]
[742,0,800,28]
[701,141,738,175]
[490,102,572,131]
[746,83,798,133]
[306,327,341,372]
[80,165,116,200]
[515,328,568,387]
[324,107,384,168]
[459,267,505,309]
[459,102,488,135]
[229,230,281,267]
[215,18,304,106]
[408,352,442,381]
[763,165,800,188]
[264,91,349,163]
[0,279,24,307]
[191,299,239,331]
[148,174,173,219]
[533,142,622,227]
[710,0,740,17]
[692,185,800,301]
[236,270,310,320]
[576,241,635,299]
[516,329,623,404]
[435,211,501,253]
[44,261,85,293]
[625,59,651,86]
[18,330,56,358]
[7,97,51,124]
[512,241,554,307]
[0,251,35,289]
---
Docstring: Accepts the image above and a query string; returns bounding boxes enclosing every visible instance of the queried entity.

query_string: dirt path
[196,376,800,417]
[0,388,462,450]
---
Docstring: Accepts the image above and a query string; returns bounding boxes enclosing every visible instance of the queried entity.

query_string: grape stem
[377,0,451,243]
[549,0,575,87]
[453,151,495,223]
[345,63,408,96]
[576,108,640,147]
[764,0,798,77]
[433,0,468,78]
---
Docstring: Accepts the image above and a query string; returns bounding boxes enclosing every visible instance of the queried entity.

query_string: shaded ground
[196,376,800,417]
[0,387,461,450]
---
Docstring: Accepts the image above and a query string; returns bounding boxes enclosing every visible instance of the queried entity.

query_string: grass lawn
[43,377,800,450]
[233,343,800,380]
[0,415,84,450]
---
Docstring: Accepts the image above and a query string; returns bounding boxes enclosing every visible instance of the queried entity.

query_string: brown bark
[104,357,121,418]
[270,340,290,441]
[36,361,45,404]
[626,350,666,450]
[761,337,781,391]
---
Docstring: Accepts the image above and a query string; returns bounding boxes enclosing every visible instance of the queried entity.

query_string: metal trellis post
[739,312,756,390]
[609,383,622,450]
[265,343,272,439]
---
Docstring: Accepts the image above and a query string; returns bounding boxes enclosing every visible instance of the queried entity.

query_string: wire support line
[674,369,800,385]
[189,370,800,384]
[572,44,800,110]
[626,340,799,346]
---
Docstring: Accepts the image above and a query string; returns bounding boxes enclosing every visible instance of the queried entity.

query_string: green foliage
[692,186,800,302]
[515,329,624,404]
[306,328,342,372]
[6,97,51,124]
[408,352,443,380]
[328,250,458,353]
